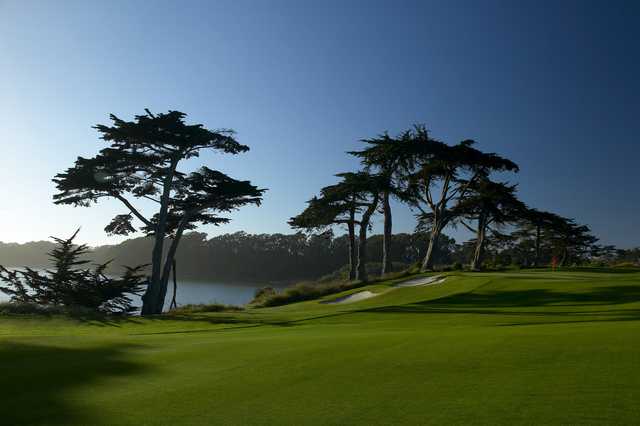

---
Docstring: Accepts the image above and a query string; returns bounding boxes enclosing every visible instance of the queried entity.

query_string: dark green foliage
[0,230,145,314]
[385,125,520,270]
[52,110,265,315]
[0,301,69,316]
[452,176,526,269]
[0,230,464,282]
[290,171,389,281]
[252,280,368,307]
[252,286,277,304]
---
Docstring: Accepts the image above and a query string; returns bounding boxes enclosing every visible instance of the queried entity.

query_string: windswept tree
[455,177,525,270]
[289,171,386,282]
[403,126,519,271]
[289,189,361,280]
[53,110,265,315]
[336,172,388,282]
[348,131,413,274]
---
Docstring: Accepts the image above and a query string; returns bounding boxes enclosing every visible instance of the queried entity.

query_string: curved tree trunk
[421,221,444,272]
[381,191,393,275]
[356,196,379,282]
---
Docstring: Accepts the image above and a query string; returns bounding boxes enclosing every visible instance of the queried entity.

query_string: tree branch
[114,194,153,228]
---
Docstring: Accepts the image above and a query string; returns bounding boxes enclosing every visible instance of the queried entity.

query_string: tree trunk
[421,223,442,272]
[470,217,486,271]
[533,224,541,267]
[356,197,379,282]
[169,258,178,310]
[559,247,568,267]
[141,160,178,315]
[155,217,189,313]
[141,232,167,315]
[381,190,393,275]
[347,220,357,281]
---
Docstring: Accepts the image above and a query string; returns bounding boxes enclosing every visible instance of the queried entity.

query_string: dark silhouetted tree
[335,171,388,282]
[289,186,361,280]
[516,208,566,267]
[349,131,414,275]
[547,218,598,266]
[402,126,519,271]
[454,177,525,270]
[53,110,265,315]
[290,171,387,281]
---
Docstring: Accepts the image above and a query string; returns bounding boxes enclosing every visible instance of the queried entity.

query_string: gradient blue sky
[0,0,638,247]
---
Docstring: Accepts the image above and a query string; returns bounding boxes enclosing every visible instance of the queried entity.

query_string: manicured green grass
[1,269,639,425]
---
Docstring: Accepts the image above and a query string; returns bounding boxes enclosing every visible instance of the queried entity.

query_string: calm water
[142,280,283,309]
[0,272,284,309]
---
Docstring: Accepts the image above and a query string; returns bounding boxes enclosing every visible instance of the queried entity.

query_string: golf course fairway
[1,269,638,425]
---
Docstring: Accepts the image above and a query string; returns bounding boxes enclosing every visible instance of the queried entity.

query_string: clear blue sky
[0,0,638,247]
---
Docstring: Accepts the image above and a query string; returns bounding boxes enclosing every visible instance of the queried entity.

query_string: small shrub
[253,280,367,307]
[251,286,277,304]
[168,303,244,314]
[452,262,463,271]
[0,301,104,318]
[0,230,145,315]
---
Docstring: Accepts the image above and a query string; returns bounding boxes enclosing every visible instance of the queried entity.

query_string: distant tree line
[3,228,636,287]
[0,231,454,282]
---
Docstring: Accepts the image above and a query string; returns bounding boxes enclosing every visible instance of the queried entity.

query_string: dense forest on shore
[0,231,444,283]
[2,230,639,284]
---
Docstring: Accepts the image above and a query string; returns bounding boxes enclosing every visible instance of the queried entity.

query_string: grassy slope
[1,270,639,425]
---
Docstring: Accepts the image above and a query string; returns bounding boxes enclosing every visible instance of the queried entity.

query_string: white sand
[396,275,446,287]
[321,275,447,305]
[322,290,379,304]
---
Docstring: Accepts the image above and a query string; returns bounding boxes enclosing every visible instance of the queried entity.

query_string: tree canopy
[53,110,265,314]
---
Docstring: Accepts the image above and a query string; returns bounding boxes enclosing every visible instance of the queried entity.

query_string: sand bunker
[321,275,447,305]
[322,290,379,304]
[396,275,446,287]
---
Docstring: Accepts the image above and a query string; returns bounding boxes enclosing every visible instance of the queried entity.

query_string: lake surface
[0,273,285,310]
[142,280,285,309]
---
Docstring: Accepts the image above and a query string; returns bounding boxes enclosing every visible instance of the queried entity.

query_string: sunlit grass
[1,269,639,425]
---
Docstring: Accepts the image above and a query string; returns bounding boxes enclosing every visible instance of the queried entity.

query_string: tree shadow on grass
[125,311,359,335]
[359,285,640,325]
[0,341,151,425]
[562,267,640,274]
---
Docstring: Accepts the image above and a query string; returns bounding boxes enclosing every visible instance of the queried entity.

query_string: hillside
[1,269,639,425]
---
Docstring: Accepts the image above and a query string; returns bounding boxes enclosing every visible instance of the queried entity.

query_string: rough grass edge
[167,303,244,314]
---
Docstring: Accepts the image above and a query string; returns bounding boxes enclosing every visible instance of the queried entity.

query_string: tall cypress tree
[53,110,265,315]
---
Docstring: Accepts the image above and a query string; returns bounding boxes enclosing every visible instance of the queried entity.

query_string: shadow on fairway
[426,285,640,308]
[126,311,357,336]
[361,285,640,324]
[0,341,151,425]
[563,267,640,274]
